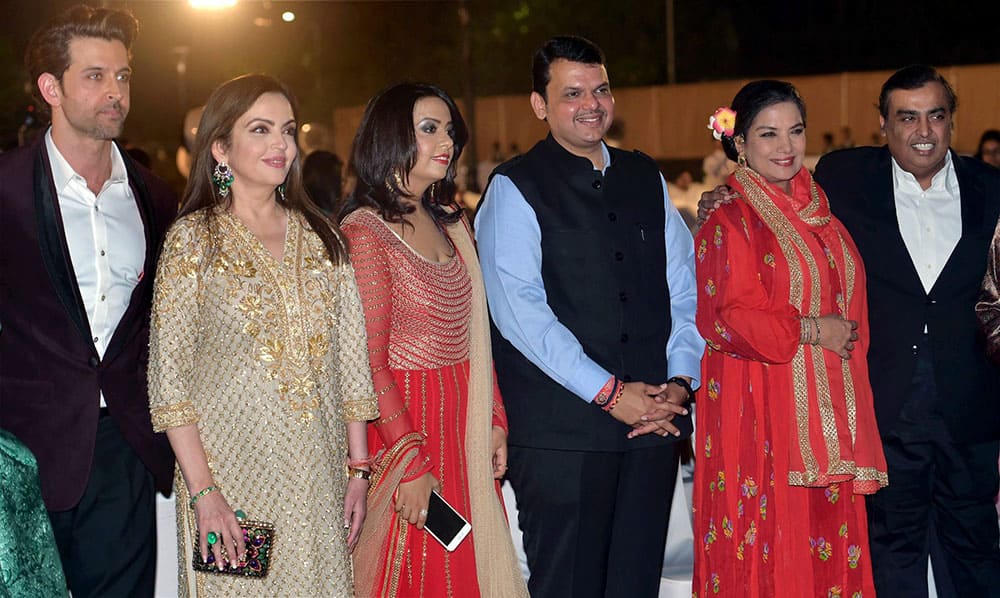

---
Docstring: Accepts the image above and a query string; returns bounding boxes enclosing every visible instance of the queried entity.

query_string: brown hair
[177,74,347,265]
[25,4,139,115]
[339,82,467,227]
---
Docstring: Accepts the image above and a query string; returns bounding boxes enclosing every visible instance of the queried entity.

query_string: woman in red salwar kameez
[341,82,526,598]
[693,81,888,598]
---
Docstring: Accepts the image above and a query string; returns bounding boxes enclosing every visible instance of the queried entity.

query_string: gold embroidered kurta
[148,208,377,597]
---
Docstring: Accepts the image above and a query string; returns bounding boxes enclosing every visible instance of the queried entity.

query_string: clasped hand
[607,381,689,439]
[815,314,859,359]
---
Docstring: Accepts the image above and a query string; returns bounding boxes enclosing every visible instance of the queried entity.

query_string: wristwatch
[665,376,695,404]
[347,466,372,481]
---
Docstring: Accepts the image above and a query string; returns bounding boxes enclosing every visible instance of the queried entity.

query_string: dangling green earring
[212,161,234,198]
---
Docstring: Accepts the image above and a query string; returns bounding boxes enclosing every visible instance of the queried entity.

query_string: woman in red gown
[693,81,888,597]
[341,82,527,597]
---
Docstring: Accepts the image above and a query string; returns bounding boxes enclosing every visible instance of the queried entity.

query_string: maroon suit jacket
[0,137,176,510]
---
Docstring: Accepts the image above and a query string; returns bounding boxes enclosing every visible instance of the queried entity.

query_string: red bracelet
[593,376,616,407]
[603,380,626,413]
[348,457,371,469]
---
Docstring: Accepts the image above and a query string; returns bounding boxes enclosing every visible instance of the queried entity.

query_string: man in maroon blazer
[0,5,175,596]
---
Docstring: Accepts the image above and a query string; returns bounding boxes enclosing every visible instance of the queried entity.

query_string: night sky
[2,0,998,155]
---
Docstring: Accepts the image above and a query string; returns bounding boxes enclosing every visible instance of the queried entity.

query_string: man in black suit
[0,5,175,596]
[813,66,1000,597]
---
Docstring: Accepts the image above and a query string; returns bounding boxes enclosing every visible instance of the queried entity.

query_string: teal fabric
[0,430,67,597]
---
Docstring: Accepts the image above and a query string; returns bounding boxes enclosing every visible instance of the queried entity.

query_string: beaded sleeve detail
[151,401,199,432]
[342,210,478,480]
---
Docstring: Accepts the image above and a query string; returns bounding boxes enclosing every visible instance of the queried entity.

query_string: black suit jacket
[0,137,176,510]
[815,146,1000,442]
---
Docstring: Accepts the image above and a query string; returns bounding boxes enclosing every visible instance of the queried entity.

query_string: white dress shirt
[892,151,961,294]
[46,129,145,406]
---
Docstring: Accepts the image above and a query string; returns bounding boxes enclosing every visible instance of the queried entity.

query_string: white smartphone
[424,490,472,552]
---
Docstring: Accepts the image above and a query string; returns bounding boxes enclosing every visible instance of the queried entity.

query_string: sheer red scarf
[728,166,888,494]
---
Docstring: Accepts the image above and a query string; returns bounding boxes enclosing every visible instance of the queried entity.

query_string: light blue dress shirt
[475,142,704,403]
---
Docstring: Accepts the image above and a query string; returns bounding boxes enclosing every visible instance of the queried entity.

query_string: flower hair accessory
[708,106,737,141]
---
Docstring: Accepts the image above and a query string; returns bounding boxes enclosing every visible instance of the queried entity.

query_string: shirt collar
[891,150,957,196]
[597,141,611,175]
[45,127,128,194]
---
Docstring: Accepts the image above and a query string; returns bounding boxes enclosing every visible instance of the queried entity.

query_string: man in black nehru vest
[475,36,704,597]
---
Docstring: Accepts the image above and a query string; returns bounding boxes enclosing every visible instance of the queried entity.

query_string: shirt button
[619,291,628,301]
[93,336,99,342]
[620,333,629,343]
[100,250,106,256]
[607,212,617,222]
[100,295,106,301]
[614,251,624,261]
[592,179,603,190]
[88,356,99,367]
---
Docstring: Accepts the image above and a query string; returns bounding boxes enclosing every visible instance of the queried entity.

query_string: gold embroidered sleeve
[978,215,1000,364]
[148,216,206,432]
[150,401,199,431]
[331,263,379,422]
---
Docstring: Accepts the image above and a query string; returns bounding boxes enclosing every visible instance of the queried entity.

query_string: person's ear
[211,139,228,165]
[37,73,61,108]
[530,92,547,122]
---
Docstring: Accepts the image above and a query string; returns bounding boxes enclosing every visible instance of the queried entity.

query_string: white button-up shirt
[892,151,961,295]
[45,129,145,406]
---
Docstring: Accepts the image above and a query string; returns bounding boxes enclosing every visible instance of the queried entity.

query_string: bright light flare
[281,11,296,22]
[189,0,238,9]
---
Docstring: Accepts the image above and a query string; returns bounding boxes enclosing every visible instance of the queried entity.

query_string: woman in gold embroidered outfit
[693,81,888,597]
[340,83,527,597]
[979,216,1000,364]
[148,74,377,597]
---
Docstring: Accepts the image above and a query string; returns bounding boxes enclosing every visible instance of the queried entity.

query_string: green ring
[206,532,218,545]
[234,509,246,521]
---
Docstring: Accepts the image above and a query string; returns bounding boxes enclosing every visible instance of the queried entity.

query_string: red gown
[692,167,888,598]
[343,209,508,597]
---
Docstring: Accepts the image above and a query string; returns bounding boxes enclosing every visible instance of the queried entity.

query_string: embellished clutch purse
[192,519,275,578]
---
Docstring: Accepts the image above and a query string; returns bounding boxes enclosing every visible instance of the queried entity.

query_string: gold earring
[738,154,747,168]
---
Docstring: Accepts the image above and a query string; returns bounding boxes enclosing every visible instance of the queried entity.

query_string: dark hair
[975,129,1000,161]
[878,65,957,119]
[177,74,346,265]
[340,82,468,226]
[25,5,138,116]
[720,80,806,162]
[303,150,344,215]
[532,35,605,99]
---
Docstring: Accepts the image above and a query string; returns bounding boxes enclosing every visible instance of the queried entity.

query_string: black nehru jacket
[489,134,691,452]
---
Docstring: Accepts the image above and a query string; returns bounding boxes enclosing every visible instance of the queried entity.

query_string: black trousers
[506,444,679,598]
[867,335,1000,598]
[48,415,157,598]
